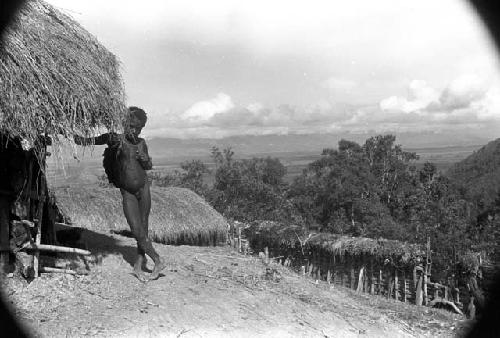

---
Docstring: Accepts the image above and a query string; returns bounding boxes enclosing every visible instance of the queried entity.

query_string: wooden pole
[394,269,399,300]
[370,268,375,295]
[40,266,78,275]
[416,275,423,306]
[403,272,407,303]
[356,266,365,293]
[28,244,91,256]
[423,266,428,305]
[34,152,47,278]
[350,264,356,290]
[327,270,332,284]
[238,227,244,252]
[378,269,382,295]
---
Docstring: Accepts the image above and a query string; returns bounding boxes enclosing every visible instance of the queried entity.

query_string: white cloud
[380,80,439,113]
[182,93,234,121]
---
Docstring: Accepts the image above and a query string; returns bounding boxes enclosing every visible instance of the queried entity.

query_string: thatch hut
[55,186,228,246]
[0,0,125,276]
[0,0,125,148]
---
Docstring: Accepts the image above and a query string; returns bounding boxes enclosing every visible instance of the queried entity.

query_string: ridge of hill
[145,131,490,160]
[446,138,500,207]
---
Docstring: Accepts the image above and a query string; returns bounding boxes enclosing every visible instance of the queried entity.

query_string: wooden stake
[416,275,423,306]
[378,269,382,295]
[327,270,331,284]
[350,265,356,290]
[403,272,407,303]
[394,270,399,300]
[356,266,365,293]
[238,227,244,254]
[370,269,375,295]
[423,266,428,305]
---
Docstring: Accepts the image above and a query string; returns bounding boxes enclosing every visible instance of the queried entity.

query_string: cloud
[142,73,500,139]
[377,75,500,130]
[181,93,234,121]
[379,80,439,113]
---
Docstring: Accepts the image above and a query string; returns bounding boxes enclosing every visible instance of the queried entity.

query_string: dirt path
[2,230,466,337]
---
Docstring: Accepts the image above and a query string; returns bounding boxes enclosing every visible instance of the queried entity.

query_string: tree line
[150,134,500,281]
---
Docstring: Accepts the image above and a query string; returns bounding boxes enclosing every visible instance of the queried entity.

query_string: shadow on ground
[55,224,138,268]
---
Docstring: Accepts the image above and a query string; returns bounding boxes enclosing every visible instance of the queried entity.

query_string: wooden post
[238,227,242,252]
[333,270,338,286]
[444,286,448,301]
[424,236,430,305]
[350,264,356,290]
[34,153,47,278]
[394,269,399,300]
[356,266,365,293]
[301,265,306,276]
[327,270,332,284]
[416,275,423,306]
[423,266,428,305]
[0,195,10,274]
[403,272,407,303]
[264,247,269,264]
[378,269,382,295]
[370,268,375,295]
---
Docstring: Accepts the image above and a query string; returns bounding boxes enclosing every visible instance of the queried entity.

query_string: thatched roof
[245,221,424,266]
[0,0,125,153]
[308,234,424,265]
[54,185,228,246]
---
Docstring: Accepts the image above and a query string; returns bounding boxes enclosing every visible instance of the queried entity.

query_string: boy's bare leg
[137,183,165,280]
[121,189,149,282]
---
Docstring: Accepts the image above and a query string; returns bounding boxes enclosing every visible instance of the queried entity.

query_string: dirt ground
[1,229,470,338]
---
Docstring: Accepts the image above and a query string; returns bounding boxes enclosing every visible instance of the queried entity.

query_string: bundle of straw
[0,0,125,155]
[54,185,228,246]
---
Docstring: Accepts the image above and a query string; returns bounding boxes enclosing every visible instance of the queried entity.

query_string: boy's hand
[136,150,150,163]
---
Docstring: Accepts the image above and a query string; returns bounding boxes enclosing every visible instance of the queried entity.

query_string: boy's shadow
[55,224,147,271]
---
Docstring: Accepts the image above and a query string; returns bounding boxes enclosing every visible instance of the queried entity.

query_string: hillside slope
[2,229,465,337]
[446,138,500,208]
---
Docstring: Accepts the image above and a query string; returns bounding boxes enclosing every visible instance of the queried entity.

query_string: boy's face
[124,114,144,139]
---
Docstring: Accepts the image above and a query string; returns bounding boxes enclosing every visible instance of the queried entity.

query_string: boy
[74,106,165,282]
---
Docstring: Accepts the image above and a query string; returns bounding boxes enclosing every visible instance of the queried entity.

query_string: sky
[46,0,500,140]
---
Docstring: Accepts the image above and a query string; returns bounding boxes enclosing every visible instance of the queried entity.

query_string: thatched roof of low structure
[54,185,228,246]
[245,221,425,266]
[308,234,425,265]
[0,0,125,154]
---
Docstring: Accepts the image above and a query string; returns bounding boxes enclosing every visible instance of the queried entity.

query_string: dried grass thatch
[0,0,125,155]
[245,221,424,266]
[308,234,424,265]
[54,185,228,246]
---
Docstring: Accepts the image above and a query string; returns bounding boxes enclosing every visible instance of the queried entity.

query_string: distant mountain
[446,138,500,208]
[146,131,490,161]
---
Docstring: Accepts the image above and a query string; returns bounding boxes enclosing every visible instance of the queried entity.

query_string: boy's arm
[137,141,153,170]
[74,133,114,146]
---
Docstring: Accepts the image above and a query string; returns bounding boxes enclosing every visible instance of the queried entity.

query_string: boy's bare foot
[148,258,166,281]
[132,269,148,283]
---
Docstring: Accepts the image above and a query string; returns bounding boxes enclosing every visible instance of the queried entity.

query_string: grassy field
[47,144,481,188]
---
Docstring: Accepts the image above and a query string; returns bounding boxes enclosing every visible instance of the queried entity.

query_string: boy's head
[125,106,147,139]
